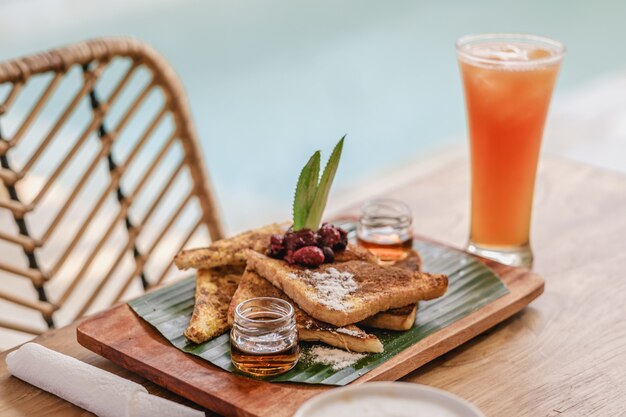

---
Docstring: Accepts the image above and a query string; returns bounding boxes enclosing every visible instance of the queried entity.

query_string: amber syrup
[357,235,413,264]
[230,342,300,377]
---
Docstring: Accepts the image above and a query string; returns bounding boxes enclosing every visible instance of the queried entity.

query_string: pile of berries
[267,223,348,267]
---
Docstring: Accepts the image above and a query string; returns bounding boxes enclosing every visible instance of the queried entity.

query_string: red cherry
[292,246,325,267]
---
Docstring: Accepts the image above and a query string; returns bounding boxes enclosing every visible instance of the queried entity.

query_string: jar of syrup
[230,297,299,377]
[357,198,414,264]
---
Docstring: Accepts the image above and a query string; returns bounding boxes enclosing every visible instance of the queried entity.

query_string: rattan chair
[0,38,224,345]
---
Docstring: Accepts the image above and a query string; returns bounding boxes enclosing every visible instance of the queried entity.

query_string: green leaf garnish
[304,136,344,230]
[292,136,345,231]
[292,151,320,230]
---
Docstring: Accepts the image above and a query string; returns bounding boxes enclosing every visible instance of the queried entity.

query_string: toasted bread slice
[246,251,448,327]
[360,304,418,331]
[333,244,378,264]
[229,269,383,353]
[184,267,243,344]
[174,223,285,270]
[360,250,422,331]
[393,249,422,272]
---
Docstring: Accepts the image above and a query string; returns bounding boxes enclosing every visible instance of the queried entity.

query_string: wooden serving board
[77,248,543,417]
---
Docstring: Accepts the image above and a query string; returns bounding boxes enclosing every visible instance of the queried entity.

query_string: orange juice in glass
[457,34,564,267]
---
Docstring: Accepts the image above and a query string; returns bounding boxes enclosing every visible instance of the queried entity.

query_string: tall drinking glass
[456,34,564,268]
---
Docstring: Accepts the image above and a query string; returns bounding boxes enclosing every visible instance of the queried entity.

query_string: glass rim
[234,297,294,326]
[360,198,412,225]
[456,33,565,68]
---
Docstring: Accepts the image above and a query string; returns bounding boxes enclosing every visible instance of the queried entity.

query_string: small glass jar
[356,198,414,264]
[230,297,299,377]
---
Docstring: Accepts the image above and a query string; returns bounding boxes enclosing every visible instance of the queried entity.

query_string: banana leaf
[129,240,508,386]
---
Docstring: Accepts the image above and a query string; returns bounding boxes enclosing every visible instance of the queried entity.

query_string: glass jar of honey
[230,297,299,377]
[357,198,414,264]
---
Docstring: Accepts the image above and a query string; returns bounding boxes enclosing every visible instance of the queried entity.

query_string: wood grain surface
[2,156,626,416]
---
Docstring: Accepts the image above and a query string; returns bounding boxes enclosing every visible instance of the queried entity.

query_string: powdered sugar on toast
[288,267,357,311]
[334,327,362,337]
[307,346,366,370]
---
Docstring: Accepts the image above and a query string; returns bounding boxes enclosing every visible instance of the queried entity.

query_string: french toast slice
[174,223,285,270]
[393,249,422,272]
[333,244,378,264]
[361,250,422,331]
[174,223,377,271]
[360,304,418,331]
[246,250,448,327]
[229,269,383,353]
[184,267,243,344]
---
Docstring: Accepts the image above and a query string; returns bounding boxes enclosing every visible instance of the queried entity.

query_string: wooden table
[2,156,626,416]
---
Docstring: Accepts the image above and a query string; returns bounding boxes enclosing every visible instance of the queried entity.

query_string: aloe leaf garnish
[291,136,345,231]
[292,151,321,231]
[304,136,344,230]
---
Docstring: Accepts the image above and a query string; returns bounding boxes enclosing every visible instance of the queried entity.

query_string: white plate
[294,382,485,417]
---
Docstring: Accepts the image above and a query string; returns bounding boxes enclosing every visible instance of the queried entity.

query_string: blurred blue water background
[1,0,625,231]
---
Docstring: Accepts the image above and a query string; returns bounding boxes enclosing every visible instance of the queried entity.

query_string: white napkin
[131,391,205,417]
[6,343,204,417]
